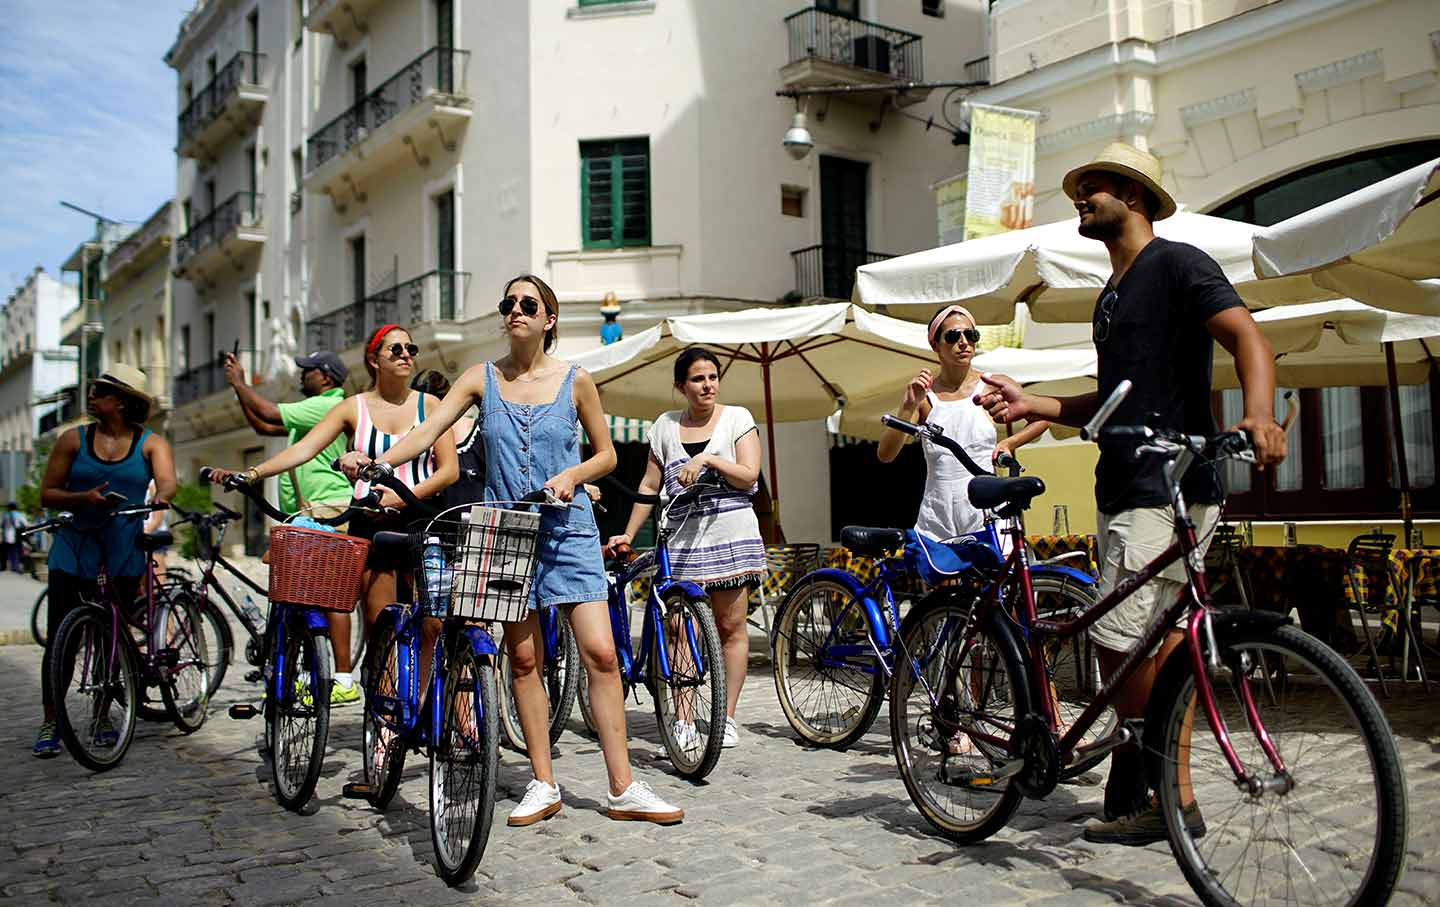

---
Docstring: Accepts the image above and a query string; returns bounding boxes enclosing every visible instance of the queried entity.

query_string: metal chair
[1343,533,1426,695]
[749,543,823,634]
[1205,524,1252,610]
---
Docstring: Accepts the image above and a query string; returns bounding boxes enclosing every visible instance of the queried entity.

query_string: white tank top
[914,389,998,541]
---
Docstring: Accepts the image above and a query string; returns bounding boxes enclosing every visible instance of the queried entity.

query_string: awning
[607,415,652,444]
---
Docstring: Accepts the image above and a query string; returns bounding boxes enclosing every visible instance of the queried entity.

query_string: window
[179,325,191,370]
[350,235,367,302]
[816,0,860,16]
[181,199,192,234]
[292,0,303,48]
[922,0,944,17]
[581,139,650,249]
[1386,383,1435,489]
[435,189,456,318]
[782,185,806,218]
[350,58,367,105]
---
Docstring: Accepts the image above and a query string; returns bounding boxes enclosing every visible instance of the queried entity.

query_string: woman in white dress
[606,348,765,750]
[878,305,1050,541]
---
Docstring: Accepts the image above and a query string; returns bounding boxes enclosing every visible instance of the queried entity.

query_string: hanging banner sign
[933,172,968,247]
[962,103,1042,241]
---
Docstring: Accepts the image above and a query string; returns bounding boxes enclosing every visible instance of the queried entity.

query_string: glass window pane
[1321,387,1365,489]
[1219,389,1251,494]
[1387,382,1435,489]
[1273,387,1302,491]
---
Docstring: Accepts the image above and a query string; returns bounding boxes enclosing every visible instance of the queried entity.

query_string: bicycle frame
[370,605,499,745]
[606,532,710,693]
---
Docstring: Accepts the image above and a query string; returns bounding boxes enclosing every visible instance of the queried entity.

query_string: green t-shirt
[277,388,352,514]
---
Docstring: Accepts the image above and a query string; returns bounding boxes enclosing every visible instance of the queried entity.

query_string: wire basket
[268,525,371,612]
[417,504,542,624]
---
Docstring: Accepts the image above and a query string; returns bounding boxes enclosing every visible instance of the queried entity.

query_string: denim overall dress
[482,363,608,609]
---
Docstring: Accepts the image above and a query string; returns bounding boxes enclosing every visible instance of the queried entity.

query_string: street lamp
[776,79,987,154]
[783,111,814,161]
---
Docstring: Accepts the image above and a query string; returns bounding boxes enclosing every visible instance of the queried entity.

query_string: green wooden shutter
[581,139,649,249]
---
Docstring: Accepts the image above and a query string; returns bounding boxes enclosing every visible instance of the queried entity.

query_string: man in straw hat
[976,142,1286,844]
[33,364,176,757]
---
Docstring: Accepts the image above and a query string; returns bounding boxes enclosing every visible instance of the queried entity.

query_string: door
[246,10,259,79]
[435,0,455,91]
[436,189,455,318]
[819,155,868,300]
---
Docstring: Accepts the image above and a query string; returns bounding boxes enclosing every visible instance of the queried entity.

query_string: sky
[0,1,187,292]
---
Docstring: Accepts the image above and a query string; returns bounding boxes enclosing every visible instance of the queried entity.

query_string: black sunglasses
[943,327,981,346]
[498,296,541,317]
[1093,289,1120,344]
[386,342,420,360]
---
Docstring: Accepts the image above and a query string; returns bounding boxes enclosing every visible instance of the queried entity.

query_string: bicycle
[770,458,1101,752]
[32,562,198,648]
[884,380,1407,907]
[27,503,212,771]
[345,462,556,886]
[205,469,374,812]
[585,475,727,781]
[495,603,578,751]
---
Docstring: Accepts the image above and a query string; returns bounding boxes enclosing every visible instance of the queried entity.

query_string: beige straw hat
[1062,142,1177,221]
[91,363,154,423]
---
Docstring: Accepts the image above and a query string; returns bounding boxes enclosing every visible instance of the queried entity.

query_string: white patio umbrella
[1253,158,1440,316]
[854,210,1335,324]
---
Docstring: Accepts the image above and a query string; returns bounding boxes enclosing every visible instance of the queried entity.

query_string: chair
[1343,533,1424,695]
[749,543,823,634]
[1204,524,1251,610]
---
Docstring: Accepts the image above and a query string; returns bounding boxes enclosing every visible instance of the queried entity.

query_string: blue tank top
[49,425,154,579]
[481,363,597,535]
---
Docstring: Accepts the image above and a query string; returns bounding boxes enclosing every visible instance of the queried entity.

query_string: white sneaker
[721,716,739,749]
[507,779,562,827]
[655,720,700,759]
[607,780,684,824]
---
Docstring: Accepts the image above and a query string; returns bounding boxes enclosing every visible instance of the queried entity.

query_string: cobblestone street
[2,631,1438,905]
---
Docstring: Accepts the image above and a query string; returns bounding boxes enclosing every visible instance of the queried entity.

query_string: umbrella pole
[1384,341,1413,544]
[761,349,782,537]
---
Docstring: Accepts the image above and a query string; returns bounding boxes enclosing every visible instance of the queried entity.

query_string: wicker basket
[418,504,541,624]
[268,525,370,612]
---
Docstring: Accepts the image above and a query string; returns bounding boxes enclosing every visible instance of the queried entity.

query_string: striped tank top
[351,391,436,501]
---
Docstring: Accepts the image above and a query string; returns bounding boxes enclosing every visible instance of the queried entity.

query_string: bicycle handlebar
[881,414,996,479]
[200,466,381,526]
[599,474,661,506]
[346,459,556,520]
[19,501,165,539]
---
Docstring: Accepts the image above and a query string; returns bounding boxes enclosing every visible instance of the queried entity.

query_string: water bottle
[422,537,450,612]
[241,594,264,628]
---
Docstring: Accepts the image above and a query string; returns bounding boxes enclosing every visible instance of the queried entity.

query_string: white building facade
[0,269,79,499]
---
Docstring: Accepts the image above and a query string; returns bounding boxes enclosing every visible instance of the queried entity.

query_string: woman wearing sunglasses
[208,325,458,702]
[347,274,685,828]
[877,305,1050,542]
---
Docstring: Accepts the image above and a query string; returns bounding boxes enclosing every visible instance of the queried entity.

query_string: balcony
[304,47,471,204]
[60,300,103,348]
[306,270,471,352]
[174,192,265,284]
[39,387,80,437]
[305,0,388,46]
[964,55,991,85]
[104,202,173,291]
[177,52,267,161]
[174,350,257,409]
[791,244,893,301]
[781,8,927,107]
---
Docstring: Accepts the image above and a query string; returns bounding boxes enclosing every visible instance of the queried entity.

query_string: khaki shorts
[1090,504,1221,655]
[304,500,351,535]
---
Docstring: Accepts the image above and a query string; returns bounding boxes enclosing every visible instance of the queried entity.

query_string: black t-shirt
[1092,238,1245,514]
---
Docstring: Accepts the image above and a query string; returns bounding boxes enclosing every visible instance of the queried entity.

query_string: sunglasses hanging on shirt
[498,296,542,317]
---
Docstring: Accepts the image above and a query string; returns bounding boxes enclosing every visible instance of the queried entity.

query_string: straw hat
[1062,142,1177,221]
[91,363,154,423]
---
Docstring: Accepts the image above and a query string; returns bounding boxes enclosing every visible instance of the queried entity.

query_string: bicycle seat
[141,530,174,552]
[841,526,906,557]
[967,476,1046,513]
[370,531,411,569]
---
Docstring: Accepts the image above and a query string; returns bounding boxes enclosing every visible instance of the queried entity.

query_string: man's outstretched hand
[973,372,1029,424]
[222,352,246,388]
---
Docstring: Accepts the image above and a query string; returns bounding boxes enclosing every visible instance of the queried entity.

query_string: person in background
[2,502,26,573]
[142,480,169,580]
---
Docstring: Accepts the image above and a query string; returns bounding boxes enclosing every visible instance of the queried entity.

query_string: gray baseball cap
[294,350,348,384]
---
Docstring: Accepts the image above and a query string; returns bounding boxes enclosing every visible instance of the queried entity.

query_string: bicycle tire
[1028,575,1116,779]
[195,595,233,696]
[268,616,331,812]
[652,588,726,780]
[360,618,407,811]
[496,608,580,751]
[430,636,499,886]
[772,575,885,749]
[30,587,48,647]
[1147,622,1407,907]
[49,607,139,772]
[890,597,1029,842]
[156,595,211,734]
[576,659,598,736]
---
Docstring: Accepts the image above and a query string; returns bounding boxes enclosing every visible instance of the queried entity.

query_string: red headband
[367,324,402,356]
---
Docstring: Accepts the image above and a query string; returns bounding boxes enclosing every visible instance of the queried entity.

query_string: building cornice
[1036,111,1156,156]
[1295,49,1383,95]
[166,0,228,69]
[1180,88,1257,129]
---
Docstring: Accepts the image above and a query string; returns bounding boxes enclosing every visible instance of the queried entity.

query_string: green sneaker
[33,722,61,758]
[1083,799,1206,846]
[330,682,361,707]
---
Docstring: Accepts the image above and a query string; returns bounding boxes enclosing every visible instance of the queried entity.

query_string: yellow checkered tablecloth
[1027,534,1100,577]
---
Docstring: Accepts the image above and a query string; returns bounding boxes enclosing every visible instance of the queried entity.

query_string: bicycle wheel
[1149,623,1407,907]
[1029,575,1115,778]
[360,618,407,811]
[576,661,598,736]
[268,615,331,812]
[430,637,499,886]
[496,608,580,750]
[890,598,1030,842]
[652,588,726,780]
[30,587,48,647]
[49,607,139,772]
[156,594,211,734]
[772,575,885,749]
[195,595,232,697]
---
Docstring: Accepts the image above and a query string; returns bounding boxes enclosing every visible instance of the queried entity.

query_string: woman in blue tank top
[33,365,176,759]
[360,274,685,827]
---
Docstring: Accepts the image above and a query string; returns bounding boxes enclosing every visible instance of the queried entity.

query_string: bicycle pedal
[228,703,259,720]
[244,669,263,683]
[341,783,374,800]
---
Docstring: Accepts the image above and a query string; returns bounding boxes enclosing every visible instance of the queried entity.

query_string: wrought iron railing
[791,244,893,300]
[174,350,257,408]
[107,203,173,277]
[306,270,470,352]
[40,389,79,435]
[289,190,303,215]
[784,7,923,81]
[175,192,263,268]
[964,55,990,84]
[306,47,470,174]
[178,51,265,148]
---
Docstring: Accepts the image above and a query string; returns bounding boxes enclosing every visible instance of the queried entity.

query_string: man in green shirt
[223,349,360,705]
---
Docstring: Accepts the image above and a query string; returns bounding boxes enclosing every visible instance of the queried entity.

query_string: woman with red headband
[351,274,686,828]
[877,305,1050,541]
[207,324,458,702]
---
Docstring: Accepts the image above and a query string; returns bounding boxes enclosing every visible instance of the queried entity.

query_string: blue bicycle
[770,450,1104,751]
[496,604,578,751]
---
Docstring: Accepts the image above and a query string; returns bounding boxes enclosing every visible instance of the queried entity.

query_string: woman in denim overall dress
[359,274,684,827]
